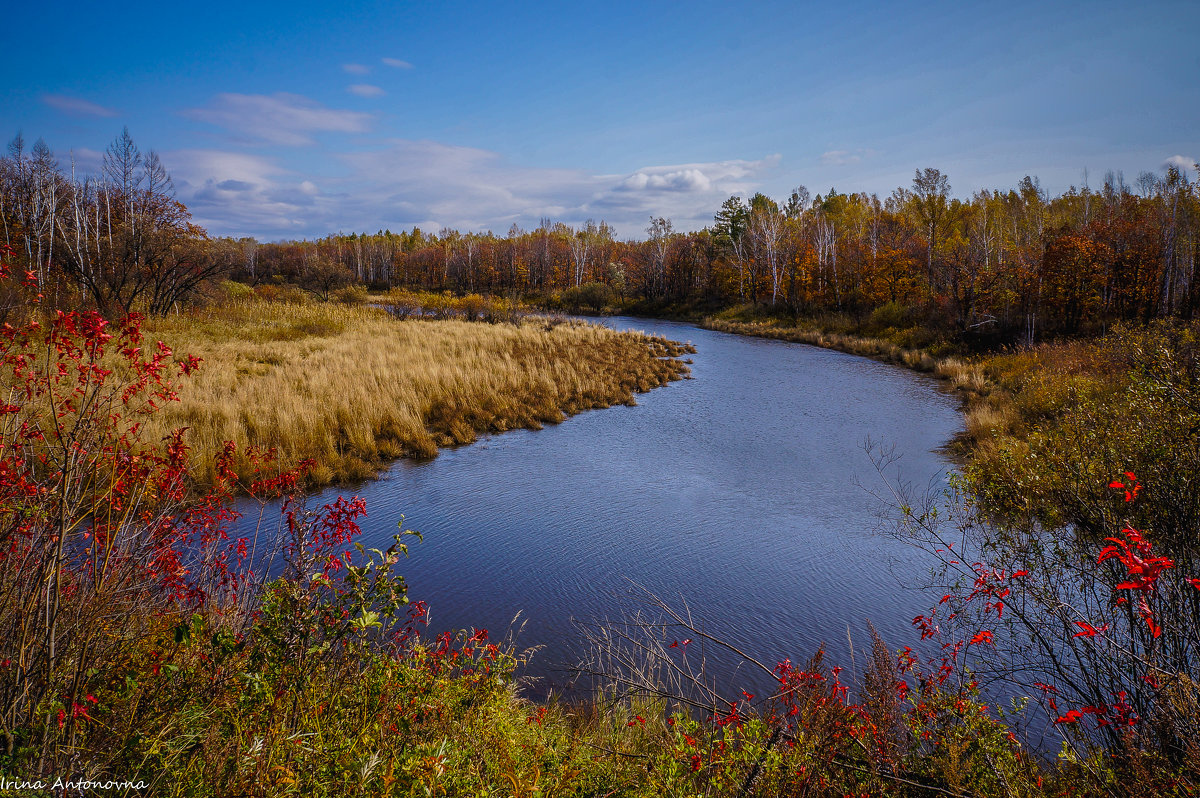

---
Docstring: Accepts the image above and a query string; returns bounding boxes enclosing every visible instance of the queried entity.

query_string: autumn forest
[4,131,1199,347]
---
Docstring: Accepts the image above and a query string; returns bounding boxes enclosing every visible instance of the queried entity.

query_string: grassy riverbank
[141,299,692,487]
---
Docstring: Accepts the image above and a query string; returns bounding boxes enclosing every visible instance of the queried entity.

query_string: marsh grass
[141,300,691,487]
[962,400,1019,442]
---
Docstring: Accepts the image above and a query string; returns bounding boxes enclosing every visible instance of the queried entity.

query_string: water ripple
[238,317,962,698]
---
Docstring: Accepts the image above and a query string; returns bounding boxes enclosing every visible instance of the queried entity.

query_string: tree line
[4,129,1198,343]
[237,166,1200,343]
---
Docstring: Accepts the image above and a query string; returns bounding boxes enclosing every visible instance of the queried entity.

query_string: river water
[252,317,962,698]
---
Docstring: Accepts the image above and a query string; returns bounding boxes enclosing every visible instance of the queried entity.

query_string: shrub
[331,284,368,304]
[219,279,254,300]
[866,300,917,333]
[892,467,1200,789]
[253,282,307,304]
[0,280,218,773]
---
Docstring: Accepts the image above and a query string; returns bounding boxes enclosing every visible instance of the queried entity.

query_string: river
[247,316,962,699]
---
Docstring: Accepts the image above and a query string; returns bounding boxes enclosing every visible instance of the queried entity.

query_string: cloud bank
[166,138,780,239]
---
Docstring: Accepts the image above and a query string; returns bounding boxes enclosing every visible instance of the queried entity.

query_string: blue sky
[3,0,1197,240]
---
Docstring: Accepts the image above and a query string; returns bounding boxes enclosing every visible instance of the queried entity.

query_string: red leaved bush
[893,460,1200,774]
[0,246,375,770]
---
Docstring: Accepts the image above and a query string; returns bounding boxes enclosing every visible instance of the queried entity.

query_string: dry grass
[961,400,1019,443]
[141,300,691,487]
[933,357,990,394]
[979,340,1121,426]
[983,340,1113,393]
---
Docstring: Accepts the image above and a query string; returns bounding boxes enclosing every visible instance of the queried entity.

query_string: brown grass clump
[933,357,990,395]
[961,400,1018,444]
[142,300,691,487]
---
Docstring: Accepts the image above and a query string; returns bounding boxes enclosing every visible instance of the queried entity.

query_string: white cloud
[164,149,321,236]
[1163,154,1195,173]
[620,168,711,192]
[161,133,779,239]
[166,150,288,194]
[216,179,255,191]
[182,93,373,146]
[348,84,386,98]
[42,94,118,118]
[342,63,370,75]
[382,57,413,69]
[614,159,777,196]
[584,158,779,232]
[336,139,583,230]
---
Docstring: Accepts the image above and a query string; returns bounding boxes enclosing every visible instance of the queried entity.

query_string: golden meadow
[138,299,692,487]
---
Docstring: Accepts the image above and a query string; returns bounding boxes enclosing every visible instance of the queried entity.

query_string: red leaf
[1055,709,1083,724]
[1072,621,1108,638]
